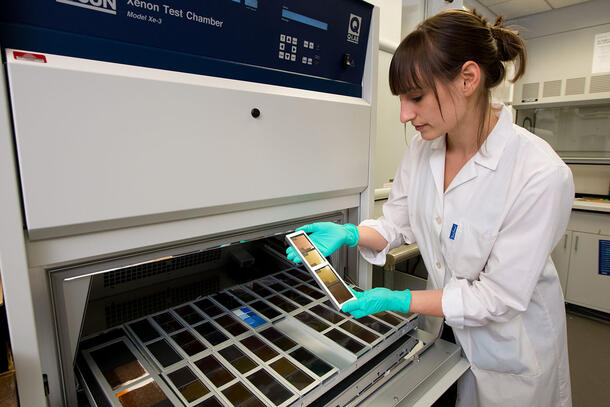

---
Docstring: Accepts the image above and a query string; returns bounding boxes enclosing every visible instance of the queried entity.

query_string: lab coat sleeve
[443,164,574,329]
[358,146,417,266]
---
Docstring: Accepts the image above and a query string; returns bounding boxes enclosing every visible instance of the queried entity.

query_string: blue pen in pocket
[450,224,458,240]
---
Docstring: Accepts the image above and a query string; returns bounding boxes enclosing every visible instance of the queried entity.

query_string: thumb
[341,299,360,313]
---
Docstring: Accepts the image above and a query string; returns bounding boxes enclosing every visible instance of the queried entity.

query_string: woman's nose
[400,104,415,124]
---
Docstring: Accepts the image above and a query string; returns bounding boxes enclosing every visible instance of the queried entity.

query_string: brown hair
[389,9,526,147]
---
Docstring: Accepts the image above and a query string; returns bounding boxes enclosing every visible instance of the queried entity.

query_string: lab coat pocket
[467,315,541,376]
[445,222,496,280]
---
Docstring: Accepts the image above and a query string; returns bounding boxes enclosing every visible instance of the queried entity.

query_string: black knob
[342,53,354,69]
[251,108,261,118]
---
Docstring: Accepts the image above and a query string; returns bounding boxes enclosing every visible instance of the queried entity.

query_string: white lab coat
[359,105,573,407]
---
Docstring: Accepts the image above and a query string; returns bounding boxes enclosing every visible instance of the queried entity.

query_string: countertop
[375,188,610,214]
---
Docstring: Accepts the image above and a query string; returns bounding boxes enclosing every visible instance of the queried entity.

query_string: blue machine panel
[0,0,373,97]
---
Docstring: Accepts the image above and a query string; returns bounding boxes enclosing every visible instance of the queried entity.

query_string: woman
[286,9,574,407]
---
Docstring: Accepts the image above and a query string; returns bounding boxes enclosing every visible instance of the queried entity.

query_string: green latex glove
[286,222,359,264]
[341,287,411,318]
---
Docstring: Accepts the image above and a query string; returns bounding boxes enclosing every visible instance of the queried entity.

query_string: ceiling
[471,0,592,19]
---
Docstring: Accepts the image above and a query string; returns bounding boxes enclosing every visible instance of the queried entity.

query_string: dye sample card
[280,289,311,306]
[219,345,257,374]
[294,312,330,333]
[214,314,248,336]
[233,307,266,328]
[373,311,404,327]
[314,266,354,305]
[338,320,379,344]
[171,330,207,356]
[248,300,281,320]
[194,298,223,318]
[247,369,294,405]
[146,339,182,368]
[194,322,229,346]
[309,305,345,324]
[167,366,210,402]
[128,319,160,343]
[194,396,224,407]
[260,327,297,352]
[213,293,243,310]
[174,305,204,325]
[222,382,265,407]
[294,284,324,299]
[354,315,392,335]
[267,295,297,312]
[324,329,366,354]
[90,341,147,390]
[291,234,325,267]
[195,355,235,388]
[269,357,315,391]
[289,347,333,378]
[116,379,173,407]
[153,312,184,334]
[240,336,278,362]
[229,287,256,303]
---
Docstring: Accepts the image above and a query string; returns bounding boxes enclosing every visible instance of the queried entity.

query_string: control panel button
[290,54,296,61]
[280,34,285,42]
[291,45,296,53]
[292,37,298,45]
[304,40,309,48]
[279,43,285,50]
[309,42,314,49]
[279,51,284,59]
[287,36,292,43]
[285,53,291,60]
[302,56,307,64]
[307,57,312,65]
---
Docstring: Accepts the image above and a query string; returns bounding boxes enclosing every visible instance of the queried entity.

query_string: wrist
[393,289,412,313]
[343,223,359,247]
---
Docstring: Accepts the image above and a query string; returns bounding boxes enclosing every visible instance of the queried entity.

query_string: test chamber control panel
[0,0,372,97]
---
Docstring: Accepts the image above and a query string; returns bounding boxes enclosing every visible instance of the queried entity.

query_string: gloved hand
[286,222,359,264]
[341,287,411,318]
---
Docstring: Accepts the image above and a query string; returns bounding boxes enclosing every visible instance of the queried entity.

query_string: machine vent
[565,77,586,95]
[522,82,539,102]
[105,277,219,327]
[542,80,562,98]
[103,248,222,288]
[590,74,610,93]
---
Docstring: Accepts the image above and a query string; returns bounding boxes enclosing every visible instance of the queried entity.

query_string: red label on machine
[13,51,47,63]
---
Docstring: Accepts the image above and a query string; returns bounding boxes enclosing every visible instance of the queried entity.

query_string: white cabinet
[565,231,610,313]
[554,210,610,314]
[551,231,572,296]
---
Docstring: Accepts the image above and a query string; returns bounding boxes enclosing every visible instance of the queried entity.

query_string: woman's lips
[414,124,426,131]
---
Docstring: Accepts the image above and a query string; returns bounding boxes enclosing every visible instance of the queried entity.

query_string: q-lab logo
[347,13,361,44]
[56,0,117,15]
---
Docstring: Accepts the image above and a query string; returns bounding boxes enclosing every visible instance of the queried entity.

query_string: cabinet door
[565,232,610,313]
[551,231,572,296]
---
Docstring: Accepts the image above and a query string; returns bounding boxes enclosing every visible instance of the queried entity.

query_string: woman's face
[399,79,463,140]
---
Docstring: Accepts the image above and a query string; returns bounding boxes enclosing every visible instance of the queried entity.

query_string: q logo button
[349,14,361,36]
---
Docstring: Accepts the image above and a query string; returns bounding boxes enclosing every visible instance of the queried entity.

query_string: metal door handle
[574,236,578,252]
[563,234,567,249]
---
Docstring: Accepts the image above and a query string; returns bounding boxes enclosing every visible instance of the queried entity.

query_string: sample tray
[79,267,417,407]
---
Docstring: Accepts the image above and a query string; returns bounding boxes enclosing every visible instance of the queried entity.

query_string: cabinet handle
[563,234,567,249]
[574,236,578,252]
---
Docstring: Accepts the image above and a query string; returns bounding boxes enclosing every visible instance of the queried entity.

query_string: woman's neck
[446,104,499,157]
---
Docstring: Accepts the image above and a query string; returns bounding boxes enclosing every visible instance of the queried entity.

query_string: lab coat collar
[473,104,511,171]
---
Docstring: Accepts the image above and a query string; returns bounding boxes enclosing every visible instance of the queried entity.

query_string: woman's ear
[460,61,481,97]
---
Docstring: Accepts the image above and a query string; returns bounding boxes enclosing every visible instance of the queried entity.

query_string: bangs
[389,31,437,95]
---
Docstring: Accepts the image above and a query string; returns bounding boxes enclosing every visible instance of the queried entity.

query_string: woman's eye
[412,96,422,102]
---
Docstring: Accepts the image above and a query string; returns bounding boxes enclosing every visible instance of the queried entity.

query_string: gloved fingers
[295,223,315,233]
[341,298,360,313]
[286,249,302,263]
[350,309,370,319]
